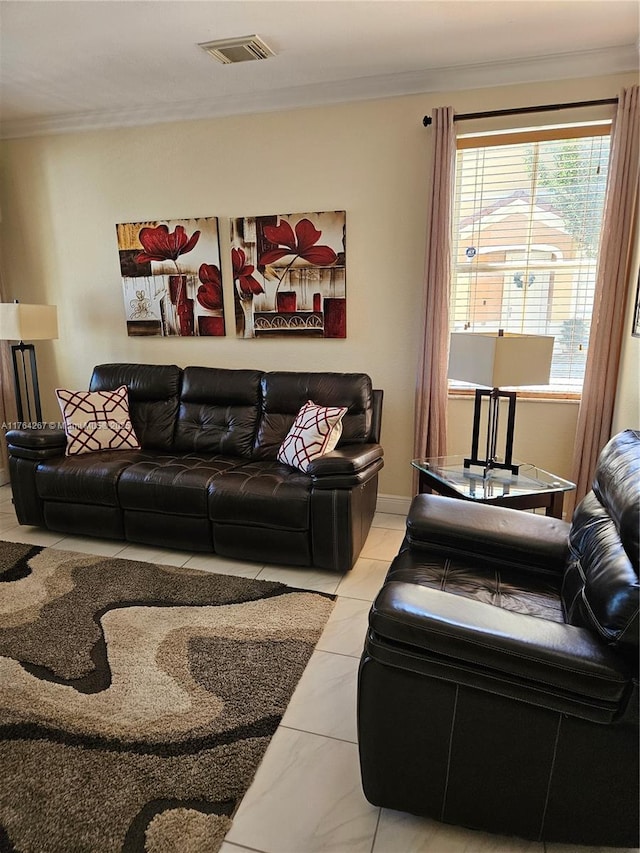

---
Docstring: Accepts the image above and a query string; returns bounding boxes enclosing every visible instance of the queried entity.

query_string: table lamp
[0,302,58,424]
[448,330,554,475]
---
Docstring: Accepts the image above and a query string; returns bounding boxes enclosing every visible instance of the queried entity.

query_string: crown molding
[1,44,637,140]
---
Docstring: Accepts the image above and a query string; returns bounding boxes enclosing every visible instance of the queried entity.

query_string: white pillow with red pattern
[56,385,141,456]
[277,400,348,472]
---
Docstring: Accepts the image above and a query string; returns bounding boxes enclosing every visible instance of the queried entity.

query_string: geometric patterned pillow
[277,400,348,473]
[55,385,141,456]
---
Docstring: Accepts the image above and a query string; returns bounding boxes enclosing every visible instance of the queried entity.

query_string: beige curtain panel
[0,275,18,474]
[570,84,640,509]
[413,106,456,492]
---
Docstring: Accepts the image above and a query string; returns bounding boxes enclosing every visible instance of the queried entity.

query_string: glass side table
[411,456,575,519]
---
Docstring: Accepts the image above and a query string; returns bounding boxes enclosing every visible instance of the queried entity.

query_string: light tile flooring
[0,487,636,853]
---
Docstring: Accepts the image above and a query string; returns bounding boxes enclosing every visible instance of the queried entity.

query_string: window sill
[448,389,581,403]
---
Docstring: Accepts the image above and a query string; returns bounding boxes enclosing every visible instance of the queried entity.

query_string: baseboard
[376,493,412,516]
[0,467,8,487]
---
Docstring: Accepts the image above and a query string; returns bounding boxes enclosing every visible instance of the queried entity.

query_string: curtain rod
[422,98,618,126]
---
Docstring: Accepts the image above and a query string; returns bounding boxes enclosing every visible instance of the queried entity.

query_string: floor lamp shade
[448,332,554,473]
[0,303,58,425]
[0,303,58,342]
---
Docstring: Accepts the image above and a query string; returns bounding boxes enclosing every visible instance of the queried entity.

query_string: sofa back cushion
[562,429,639,655]
[173,366,263,457]
[253,371,373,460]
[89,363,181,451]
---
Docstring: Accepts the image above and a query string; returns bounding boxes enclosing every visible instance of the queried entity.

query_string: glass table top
[411,456,575,501]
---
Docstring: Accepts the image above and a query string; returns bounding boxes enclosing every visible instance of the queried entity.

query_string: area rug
[0,540,336,853]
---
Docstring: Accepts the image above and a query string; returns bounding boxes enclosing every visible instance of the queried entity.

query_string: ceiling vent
[198,35,275,64]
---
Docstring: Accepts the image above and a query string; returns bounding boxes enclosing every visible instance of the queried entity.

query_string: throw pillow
[277,400,348,472]
[56,385,141,456]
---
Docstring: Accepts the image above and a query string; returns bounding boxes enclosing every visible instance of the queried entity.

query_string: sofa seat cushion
[387,545,565,624]
[118,454,242,516]
[208,460,311,531]
[36,450,150,507]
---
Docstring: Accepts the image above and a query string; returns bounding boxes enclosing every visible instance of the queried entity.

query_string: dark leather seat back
[562,429,640,655]
[173,366,263,457]
[89,363,181,450]
[253,371,374,460]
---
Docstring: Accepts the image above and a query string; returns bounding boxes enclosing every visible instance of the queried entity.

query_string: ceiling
[0,0,638,139]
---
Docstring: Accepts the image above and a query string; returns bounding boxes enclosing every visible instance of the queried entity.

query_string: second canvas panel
[231,211,346,338]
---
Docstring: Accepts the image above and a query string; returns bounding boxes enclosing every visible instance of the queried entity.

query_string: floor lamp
[448,330,554,475]
[0,302,58,424]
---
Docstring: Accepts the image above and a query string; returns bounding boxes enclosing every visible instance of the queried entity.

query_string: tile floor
[0,487,636,853]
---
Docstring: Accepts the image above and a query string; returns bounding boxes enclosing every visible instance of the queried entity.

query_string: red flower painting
[118,216,225,339]
[196,264,223,310]
[135,224,200,267]
[232,248,264,296]
[260,219,337,267]
[230,210,345,339]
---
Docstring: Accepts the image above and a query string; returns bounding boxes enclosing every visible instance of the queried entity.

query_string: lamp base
[463,388,520,476]
[11,342,43,425]
[463,457,521,476]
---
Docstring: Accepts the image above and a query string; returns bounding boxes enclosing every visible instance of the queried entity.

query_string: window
[450,124,611,395]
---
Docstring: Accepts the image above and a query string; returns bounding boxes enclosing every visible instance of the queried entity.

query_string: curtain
[413,106,456,492]
[570,85,640,509]
[0,273,17,478]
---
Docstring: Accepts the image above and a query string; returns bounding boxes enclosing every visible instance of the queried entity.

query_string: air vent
[198,35,275,64]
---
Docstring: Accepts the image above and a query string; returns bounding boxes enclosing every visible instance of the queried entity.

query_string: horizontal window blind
[450,125,611,394]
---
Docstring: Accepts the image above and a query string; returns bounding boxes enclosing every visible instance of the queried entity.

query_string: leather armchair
[358,430,639,846]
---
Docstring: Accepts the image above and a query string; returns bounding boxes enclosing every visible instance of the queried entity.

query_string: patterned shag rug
[0,540,335,853]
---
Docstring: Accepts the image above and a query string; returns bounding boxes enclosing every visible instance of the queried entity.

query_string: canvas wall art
[230,211,346,338]
[116,217,225,337]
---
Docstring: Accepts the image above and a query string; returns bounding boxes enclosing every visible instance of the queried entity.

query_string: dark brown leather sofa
[6,363,384,572]
[358,429,639,846]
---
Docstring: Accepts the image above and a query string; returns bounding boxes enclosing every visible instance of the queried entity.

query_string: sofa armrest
[307,443,384,489]
[6,427,67,460]
[406,493,570,574]
[369,581,633,721]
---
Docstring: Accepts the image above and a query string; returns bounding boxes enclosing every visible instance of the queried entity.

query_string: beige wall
[0,71,636,502]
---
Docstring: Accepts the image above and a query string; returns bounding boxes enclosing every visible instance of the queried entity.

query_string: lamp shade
[448,332,554,387]
[0,303,58,341]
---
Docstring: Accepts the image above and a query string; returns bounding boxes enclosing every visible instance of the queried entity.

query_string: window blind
[450,126,611,394]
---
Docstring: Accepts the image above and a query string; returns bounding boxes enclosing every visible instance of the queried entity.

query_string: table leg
[419,471,433,494]
[546,491,565,519]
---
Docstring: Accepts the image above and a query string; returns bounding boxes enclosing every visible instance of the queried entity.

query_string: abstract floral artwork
[116,217,225,337]
[230,211,346,338]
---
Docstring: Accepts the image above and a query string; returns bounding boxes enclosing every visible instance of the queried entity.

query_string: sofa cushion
[208,460,311,531]
[562,430,639,654]
[36,450,150,507]
[56,386,141,456]
[173,367,262,457]
[388,544,565,623]
[89,363,181,451]
[253,371,373,460]
[277,400,347,472]
[117,454,242,517]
